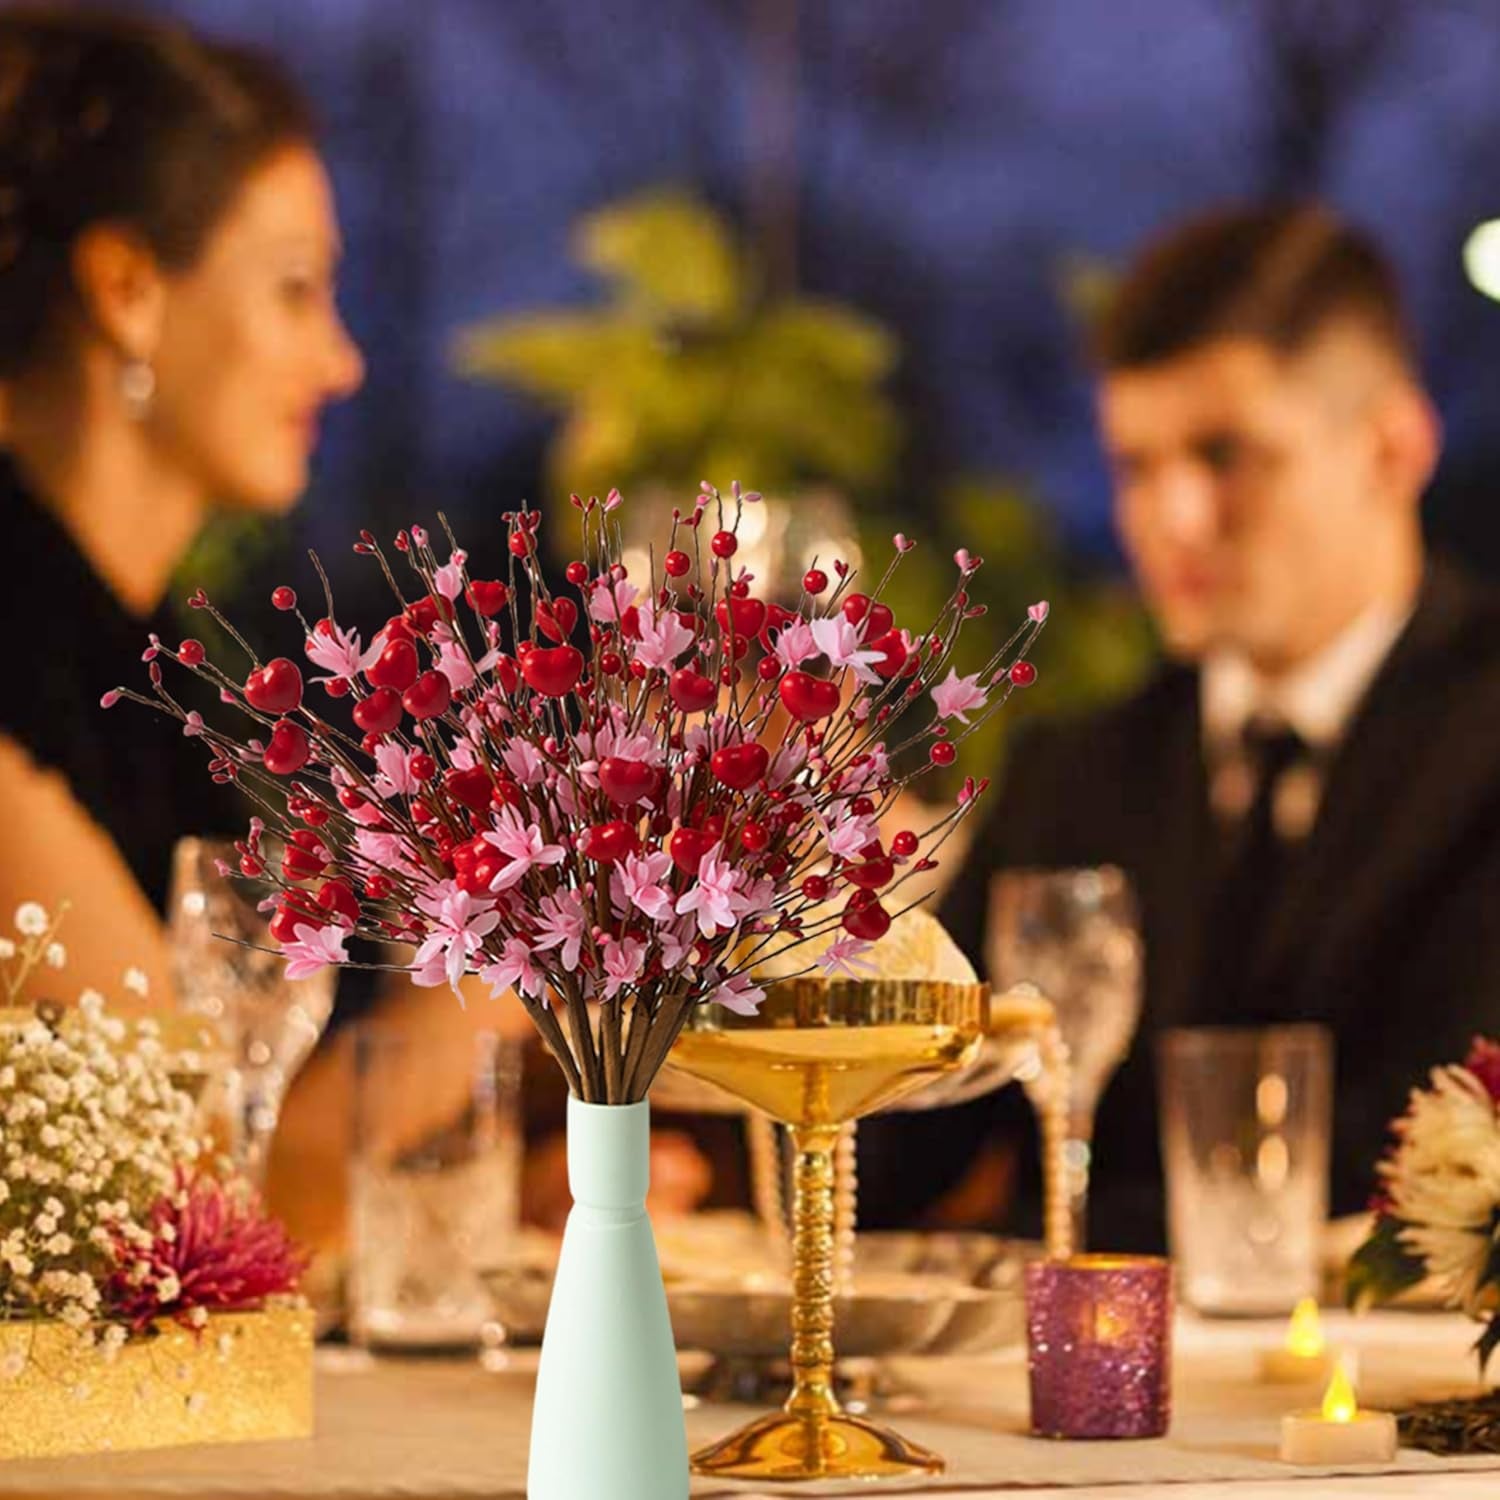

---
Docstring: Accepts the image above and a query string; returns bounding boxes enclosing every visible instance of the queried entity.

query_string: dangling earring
[120,358,156,421]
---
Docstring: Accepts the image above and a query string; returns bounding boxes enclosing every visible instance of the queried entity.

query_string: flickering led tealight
[1259,1297,1339,1383]
[1278,1359,1397,1466]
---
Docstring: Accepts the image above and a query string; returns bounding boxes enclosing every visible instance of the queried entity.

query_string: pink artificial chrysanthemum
[1465,1036,1500,1103]
[106,1174,306,1334]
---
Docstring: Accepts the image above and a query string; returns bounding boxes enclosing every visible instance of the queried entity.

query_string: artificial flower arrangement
[108,482,1045,1497]
[107,482,1047,1103]
[1348,1038,1500,1366]
[0,903,310,1459]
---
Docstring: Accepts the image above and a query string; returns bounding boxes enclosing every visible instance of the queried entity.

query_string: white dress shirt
[1200,603,1413,837]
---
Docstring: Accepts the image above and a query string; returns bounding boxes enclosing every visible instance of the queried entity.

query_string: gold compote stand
[668,974,987,1482]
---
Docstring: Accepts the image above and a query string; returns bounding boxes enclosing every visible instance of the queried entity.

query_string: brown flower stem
[564,988,602,1101]
[524,995,582,1098]
[621,995,655,1101]
[600,997,624,1104]
[630,990,697,1098]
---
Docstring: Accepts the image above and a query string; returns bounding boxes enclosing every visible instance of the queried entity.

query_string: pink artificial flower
[182,711,205,737]
[931,667,987,724]
[435,639,476,694]
[818,937,877,977]
[483,807,566,891]
[305,621,378,682]
[588,577,638,625]
[767,739,808,789]
[105,1173,305,1334]
[839,744,889,794]
[533,889,587,971]
[732,873,777,924]
[482,937,545,1002]
[283,922,349,980]
[827,812,878,861]
[710,972,766,1016]
[657,919,696,971]
[600,934,647,1000]
[433,550,467,601]
[374,741,423,798]
[632,603,696,671]
[501,738,547,786]
[675,851,743,937]
[618,850,675,921]
[412,886,500,993]
[809,615,884,684]
[773,618,819,670]
[355,828,414,874]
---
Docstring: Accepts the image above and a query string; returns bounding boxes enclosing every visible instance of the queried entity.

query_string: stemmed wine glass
[987,866,1141,1254]
[168,836,336,1187]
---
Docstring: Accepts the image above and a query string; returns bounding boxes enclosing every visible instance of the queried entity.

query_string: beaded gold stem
[786,1123,841,1423]
[833,1122,858,1294]
[1037,1024,1074,1260]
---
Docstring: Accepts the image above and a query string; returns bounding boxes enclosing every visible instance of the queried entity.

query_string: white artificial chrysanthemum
[13,903,48,936]
[121,967,149,996]
[1381,1067,1500,1231]
[44,942,65,969]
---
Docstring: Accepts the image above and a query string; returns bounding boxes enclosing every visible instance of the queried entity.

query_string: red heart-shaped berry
[521,644,584,698]
[711,742,769,790]
[352,686,403,734]
[281,829,328,881]
[445,765,493,812]
[668,668,717,713]
[868,629,908,679]
[537,596,579,643]
[317,880,360,925]
[405,595,442,635]
[466,579,510,617]
[758,603,796,651]
[599,756,660,807]
[844,852,895,889]
[269,891,320,945]
[583,820,641,865]
[779,670,841,722]
[715,596,768,639]
[403,670,452,721]
[495,654,520,693]
[668,825,717,875]
[245,658,303,715]
[263,719,311,776]
[842,890,892,941]
[841,594,894,641]
[366,638,419,692]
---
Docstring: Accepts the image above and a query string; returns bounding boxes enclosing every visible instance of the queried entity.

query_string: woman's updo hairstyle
[0,7,314,378]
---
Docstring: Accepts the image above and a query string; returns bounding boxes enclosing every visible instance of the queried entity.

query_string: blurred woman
[0,8,364,997]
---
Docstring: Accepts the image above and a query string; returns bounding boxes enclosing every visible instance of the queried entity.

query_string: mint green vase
[528,1097,689,1500]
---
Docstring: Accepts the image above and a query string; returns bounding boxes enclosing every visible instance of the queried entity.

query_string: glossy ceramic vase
[527,1097,688,1500]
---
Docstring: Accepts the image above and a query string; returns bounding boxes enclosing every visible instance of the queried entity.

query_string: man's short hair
[1094,202,1417,373]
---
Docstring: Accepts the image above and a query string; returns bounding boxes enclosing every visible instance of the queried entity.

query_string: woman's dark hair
[1094,202,1417,375]
[0,7,315,376]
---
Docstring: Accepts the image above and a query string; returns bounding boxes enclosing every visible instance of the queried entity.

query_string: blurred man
[863,202,1500,1251]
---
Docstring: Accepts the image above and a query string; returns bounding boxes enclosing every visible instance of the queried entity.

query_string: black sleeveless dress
[1,450,243,913]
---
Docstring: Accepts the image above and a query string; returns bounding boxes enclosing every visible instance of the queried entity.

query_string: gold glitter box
[0,1305,313,1460]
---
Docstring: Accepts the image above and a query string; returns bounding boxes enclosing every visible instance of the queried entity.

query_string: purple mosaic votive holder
[1025,1255,1172,1440]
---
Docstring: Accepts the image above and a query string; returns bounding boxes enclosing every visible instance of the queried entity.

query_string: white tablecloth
[1,1311,1497,1497]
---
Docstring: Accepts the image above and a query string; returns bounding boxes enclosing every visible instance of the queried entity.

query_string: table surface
[3,1311,1499,1498]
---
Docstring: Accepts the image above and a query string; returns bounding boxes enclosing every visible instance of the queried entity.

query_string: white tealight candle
[1259,1298,1339,1384]
[1279,1360,1397,1466]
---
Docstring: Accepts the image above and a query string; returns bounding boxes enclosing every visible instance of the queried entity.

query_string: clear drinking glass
[1157,1024,1332,1315]
[987,866,1142,1253]
[168,835,336,1186]
[349,1024,524,1351]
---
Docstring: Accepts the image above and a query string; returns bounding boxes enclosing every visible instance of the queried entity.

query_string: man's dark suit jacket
[859,558,1500,1251]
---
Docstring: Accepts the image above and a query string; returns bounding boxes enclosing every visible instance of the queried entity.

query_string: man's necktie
[1197,720,1310,1024]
